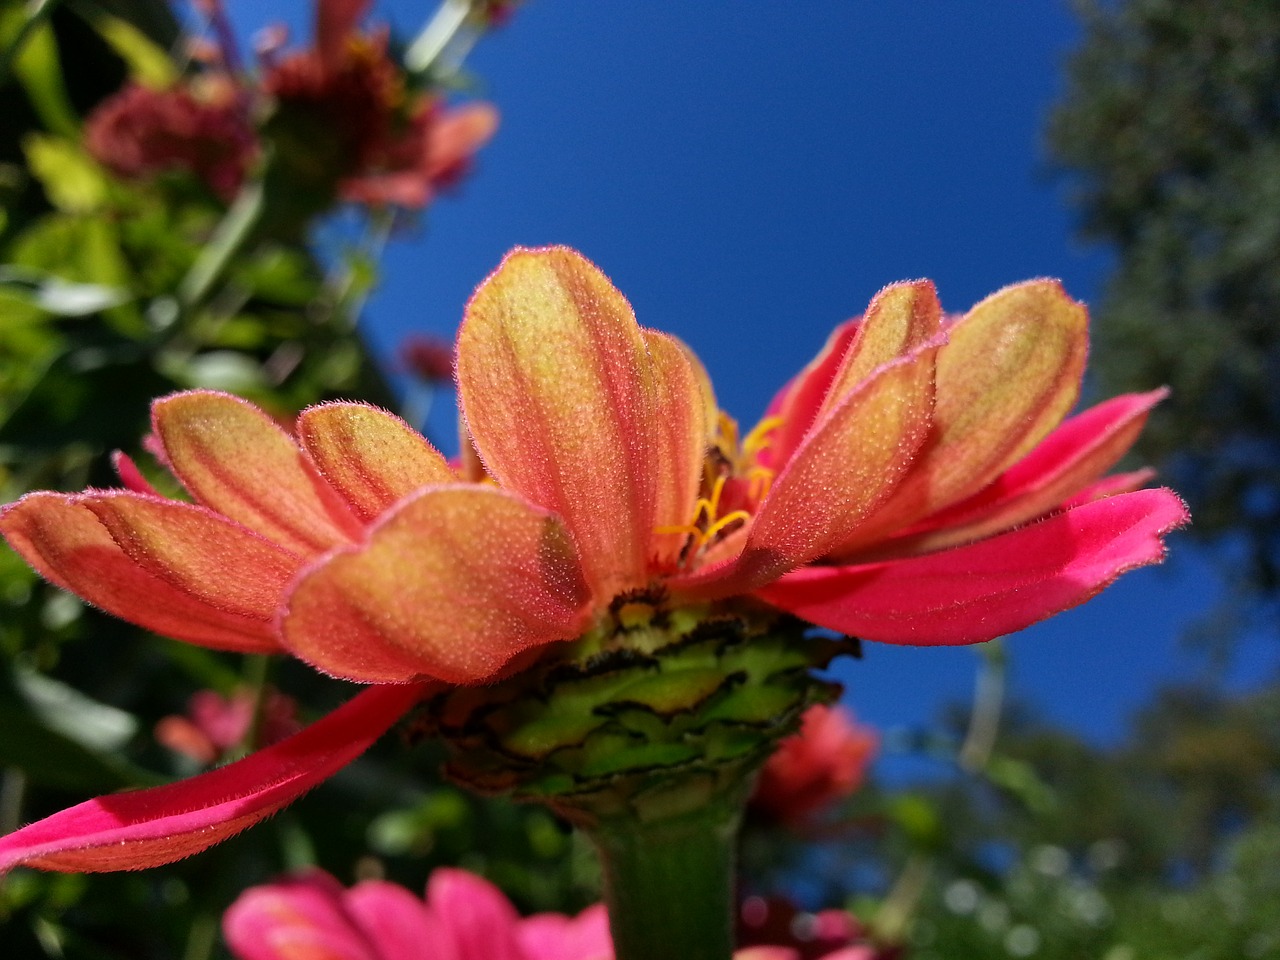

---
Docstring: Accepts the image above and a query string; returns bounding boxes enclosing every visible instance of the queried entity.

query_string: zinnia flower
[83,81,257,201]
[223,867,612,960]
[261,0,497,209]
[222,867,873,960]
[750,704,877,827]
[0,246,1186,874]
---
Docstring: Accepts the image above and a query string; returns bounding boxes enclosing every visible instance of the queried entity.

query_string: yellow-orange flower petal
[833,279,1087,552]
[817,279,942,418]
[458,247,660,598]
[153,391,361,555]
[0,493,280,652]
[644,330,716,568]
[85,493,300,622]
[297,402,456,522]
[280,486,591,685]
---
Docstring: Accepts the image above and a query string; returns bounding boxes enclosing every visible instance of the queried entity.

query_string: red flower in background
[83,82,257,200]
[751,704,878,827]
[399,332,455,385]
[262,0,498,208]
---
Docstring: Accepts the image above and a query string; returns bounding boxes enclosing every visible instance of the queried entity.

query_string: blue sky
[269,2,1275,755]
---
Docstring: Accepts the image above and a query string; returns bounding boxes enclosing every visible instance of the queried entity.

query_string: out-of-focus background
[1,1,1277,957]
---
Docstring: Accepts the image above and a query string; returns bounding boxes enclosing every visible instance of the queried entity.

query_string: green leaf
[2,3,78,136]
[22,134,107,212]
[86,10,176,88]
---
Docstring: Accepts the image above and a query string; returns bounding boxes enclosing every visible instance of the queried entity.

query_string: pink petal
[316,0,369,67]
[345,880,440,960]
[0,682,429,874]
[153,391,361,556]
[756,488,1189,645]
[519,905,613,960]
[458,247,660,598]
[760,319,861,473]
[296,402,456,523]
[882,389,1167,555]
[224,869,378,960]
[0,492,281,653]
[425,868,526,960]
[111,451,160,495]
[281,486,591,685]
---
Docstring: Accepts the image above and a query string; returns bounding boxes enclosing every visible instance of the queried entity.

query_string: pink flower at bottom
[223,867,612,960]
[223,868,876,960]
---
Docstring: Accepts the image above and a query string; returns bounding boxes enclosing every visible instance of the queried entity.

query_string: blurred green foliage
[1048,0,1280,603]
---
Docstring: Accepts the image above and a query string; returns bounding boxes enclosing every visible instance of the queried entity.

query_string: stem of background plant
[233,653,272,762]
[583,796,741,960]
[875,637,1007,944]
[404,0,474,75]
[176,174,265,314]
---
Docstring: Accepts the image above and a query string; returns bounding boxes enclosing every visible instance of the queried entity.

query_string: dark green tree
[1048,0,1280,603]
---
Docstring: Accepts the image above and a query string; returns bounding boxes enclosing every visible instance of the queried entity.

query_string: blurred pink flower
[83,82,257,200]
[751,705,878,827]
[156,687,300,765]
[223,867,612,960]
[223,868,881,960]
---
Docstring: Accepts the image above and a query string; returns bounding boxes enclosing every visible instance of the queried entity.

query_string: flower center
[656,413,783,564]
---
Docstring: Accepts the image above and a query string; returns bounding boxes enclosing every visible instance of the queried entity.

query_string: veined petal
[673,336,941,599]
[0,492,280,653]
[816,280,942,420]
[426,869,525,960]
[85,492,299,622]
[756,488,1189,645]
[0,682,429,874]
[224,870,378,960]
[345,881,440,960]
[519,905,612,960]
[644,330,715,567]
[879,389,1167,556]
[281,486,591,685]
[153,391,361,556]
[835,279,1088,550]
[458,247,658,597]
[297,402,456,522]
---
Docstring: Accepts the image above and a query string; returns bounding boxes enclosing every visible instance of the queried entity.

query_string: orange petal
[280,486,591,685]
[644,330,715,568]
[458,247,658,598]
[85,493,300,622]
[674,336,941,599]
[835,279,1088,551]
[0,493,281,652]
[816,280,942,419]
[153,391,361,556]
[297,402,456,523]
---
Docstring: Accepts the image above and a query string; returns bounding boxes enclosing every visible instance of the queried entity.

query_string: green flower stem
[583,794,743,960]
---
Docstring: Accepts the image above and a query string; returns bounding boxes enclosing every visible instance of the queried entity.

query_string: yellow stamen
[742,415,783,460]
